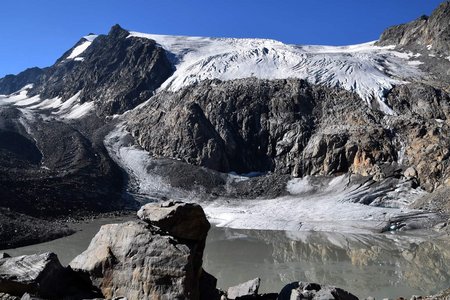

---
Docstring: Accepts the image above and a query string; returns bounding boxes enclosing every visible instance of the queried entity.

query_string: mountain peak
[108,24,129,38]
[377,1,450,54]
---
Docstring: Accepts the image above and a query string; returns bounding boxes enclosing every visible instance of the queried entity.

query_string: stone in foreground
[227,278,260,299]
[278,282,359,300]
[0,253,96,299]
[71,199,213,300]
[137,200,211,241]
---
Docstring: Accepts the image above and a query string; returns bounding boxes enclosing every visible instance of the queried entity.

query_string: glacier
[129,32,424,115]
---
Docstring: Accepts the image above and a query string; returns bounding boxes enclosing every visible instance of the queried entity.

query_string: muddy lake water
[4,216,450,298]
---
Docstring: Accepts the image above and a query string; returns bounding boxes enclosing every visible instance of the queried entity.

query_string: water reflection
[204,227,450,298]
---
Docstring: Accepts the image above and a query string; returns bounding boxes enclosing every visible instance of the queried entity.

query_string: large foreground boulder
[70,201,212,300]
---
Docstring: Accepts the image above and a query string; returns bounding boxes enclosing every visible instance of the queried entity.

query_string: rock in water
[227,278,260,299]
[71,201,212,300]
[137,200,211,240]
[278,282,359,300]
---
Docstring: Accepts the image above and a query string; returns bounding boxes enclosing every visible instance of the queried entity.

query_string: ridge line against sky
[0,0,446,77]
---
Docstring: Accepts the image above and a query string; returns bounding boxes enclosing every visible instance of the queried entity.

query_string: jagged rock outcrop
[70,201,211,300]
[0,68,43,96]
[377,2,450,90]
[12,24,173,116]
[377,1,450,55]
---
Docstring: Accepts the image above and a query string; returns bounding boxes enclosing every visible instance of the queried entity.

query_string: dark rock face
[25,24,173,116]
[127,78,450,192]
[377,1,450,55]
[128,78,365,175]
[0,68,43,96]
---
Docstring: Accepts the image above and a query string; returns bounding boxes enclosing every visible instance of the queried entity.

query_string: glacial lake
[4,217,450,299]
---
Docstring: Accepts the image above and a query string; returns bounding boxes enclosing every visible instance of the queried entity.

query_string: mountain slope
[0,3,449,238]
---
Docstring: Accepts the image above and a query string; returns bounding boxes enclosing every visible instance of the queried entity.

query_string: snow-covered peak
[129,32,424,114]
[66,34,98,60]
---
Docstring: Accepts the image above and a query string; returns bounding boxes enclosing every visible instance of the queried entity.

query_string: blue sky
[0,0,445,77]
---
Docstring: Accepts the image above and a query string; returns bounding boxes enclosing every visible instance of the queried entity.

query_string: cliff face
[127,78,450,192]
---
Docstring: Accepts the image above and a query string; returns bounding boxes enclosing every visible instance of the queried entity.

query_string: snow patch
[66,34,98,60]
[0,89,94,120]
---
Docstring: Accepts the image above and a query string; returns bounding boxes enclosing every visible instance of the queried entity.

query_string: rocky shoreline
[1,201,449,300]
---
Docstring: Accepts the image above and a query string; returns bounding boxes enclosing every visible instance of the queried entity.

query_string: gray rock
[0,293,19,300]
[0,253,10,259]
[0,252,100,299]
[137,200,210,240]
[404,167,418,179]
[0,253,64,296]
[227,278,260,299]
[70,220,206,300]
[278,282,358,300]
